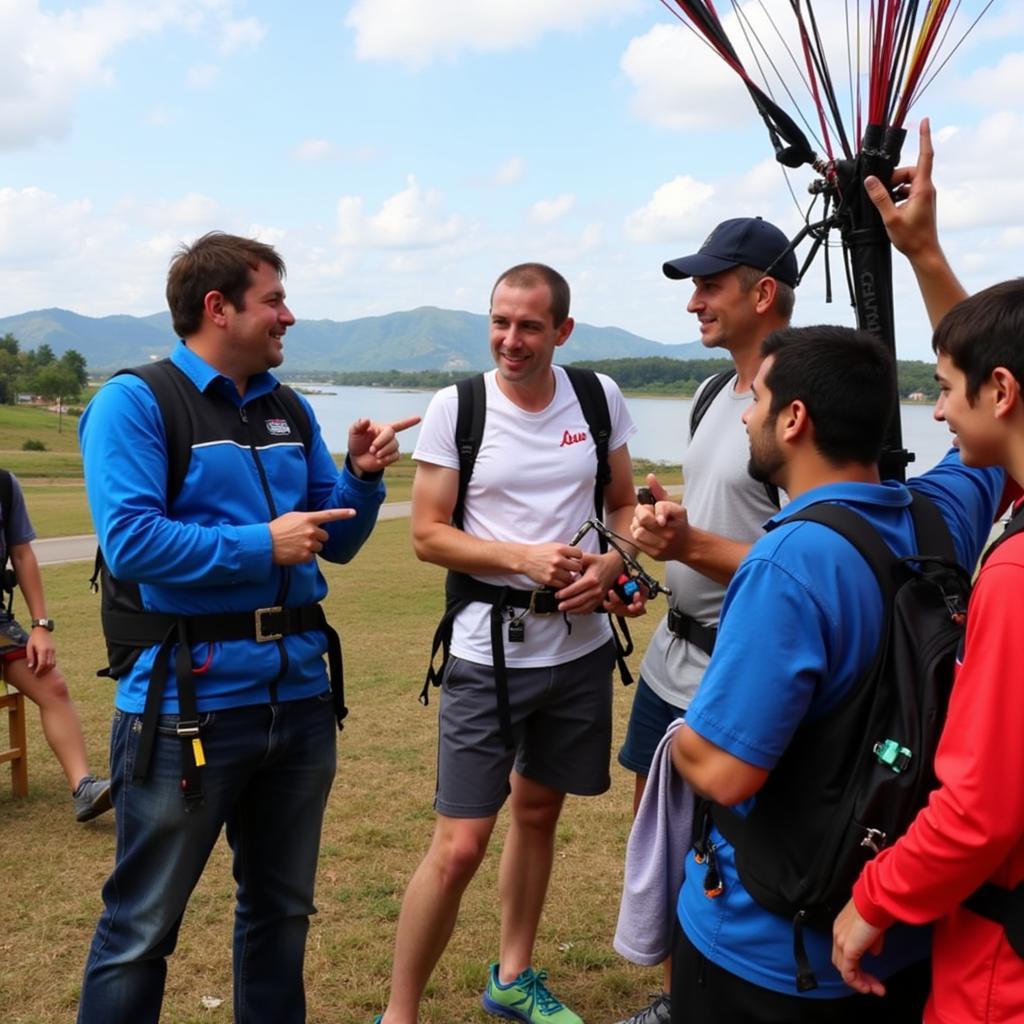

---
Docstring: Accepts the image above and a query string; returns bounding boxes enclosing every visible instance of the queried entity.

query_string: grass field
[0,517,667,1024]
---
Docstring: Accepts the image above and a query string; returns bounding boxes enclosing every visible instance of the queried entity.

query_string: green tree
[33,364,82,432]
[0,332,19,356]
[58,348,89,391]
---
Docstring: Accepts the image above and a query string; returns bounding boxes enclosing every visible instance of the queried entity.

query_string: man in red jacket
[832,123,1024,1023]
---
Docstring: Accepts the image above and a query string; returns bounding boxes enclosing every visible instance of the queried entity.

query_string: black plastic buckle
[528,590,559,616]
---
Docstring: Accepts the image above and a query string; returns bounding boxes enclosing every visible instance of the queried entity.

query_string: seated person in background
[0,468,111,821]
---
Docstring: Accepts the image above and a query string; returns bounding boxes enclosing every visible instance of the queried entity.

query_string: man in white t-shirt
[614,218,796,1024]
[376,263,639,1024]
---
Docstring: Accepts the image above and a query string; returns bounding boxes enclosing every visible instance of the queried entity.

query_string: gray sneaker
[614,993,671,1024]
[73,775,112,822]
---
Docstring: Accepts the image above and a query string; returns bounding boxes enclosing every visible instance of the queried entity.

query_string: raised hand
[349,415,421,475]
[630,473,690,562]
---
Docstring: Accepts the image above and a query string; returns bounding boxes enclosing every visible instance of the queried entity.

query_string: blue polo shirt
[80,341,386,714]
[678,450,1004,997]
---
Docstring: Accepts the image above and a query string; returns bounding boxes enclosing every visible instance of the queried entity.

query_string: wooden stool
[0,688,28,797]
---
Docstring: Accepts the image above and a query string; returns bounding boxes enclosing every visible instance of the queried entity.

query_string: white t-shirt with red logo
[413,366,636,667]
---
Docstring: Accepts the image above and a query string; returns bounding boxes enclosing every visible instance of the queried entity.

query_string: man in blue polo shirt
[634,324,1002,1022]
[77,231,416,1024]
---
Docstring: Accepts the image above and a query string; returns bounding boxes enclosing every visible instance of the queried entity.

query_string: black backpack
[689,369,779,509]
[703,491,971,991]
[453,365,611,530]
[0,469,18,613]
[90,359,313,678]
[421,366,633,745]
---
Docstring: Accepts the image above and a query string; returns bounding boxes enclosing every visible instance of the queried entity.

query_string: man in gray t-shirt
[613,217,797,1024]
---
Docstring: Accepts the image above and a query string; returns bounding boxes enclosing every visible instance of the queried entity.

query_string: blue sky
[0,0,1019,360]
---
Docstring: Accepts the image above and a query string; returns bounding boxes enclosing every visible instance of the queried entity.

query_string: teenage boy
[832,124,1024,1023]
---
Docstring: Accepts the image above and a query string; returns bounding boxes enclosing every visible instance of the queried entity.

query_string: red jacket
[853,531,1024,1022]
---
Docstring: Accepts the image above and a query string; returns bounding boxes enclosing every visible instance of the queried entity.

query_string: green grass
[0,518,668,1024]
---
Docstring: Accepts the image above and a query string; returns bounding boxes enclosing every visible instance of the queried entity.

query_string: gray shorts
[435,640,615,818]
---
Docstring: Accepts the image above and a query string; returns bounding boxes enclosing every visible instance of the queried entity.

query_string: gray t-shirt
[639,376,782,708]
[0,472,35,565]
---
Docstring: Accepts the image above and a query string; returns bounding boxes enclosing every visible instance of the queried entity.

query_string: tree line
[322,356,942,400]
[0,333,89,406]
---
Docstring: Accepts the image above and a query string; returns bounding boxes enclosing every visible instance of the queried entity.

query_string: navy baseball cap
[663,217,798,287]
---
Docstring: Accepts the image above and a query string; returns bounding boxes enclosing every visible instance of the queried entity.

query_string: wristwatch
[30,618,54,631]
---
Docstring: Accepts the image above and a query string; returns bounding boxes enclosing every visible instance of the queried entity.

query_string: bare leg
[381,813,497,1024]
[497,772,565,982]
[5,662,90,789]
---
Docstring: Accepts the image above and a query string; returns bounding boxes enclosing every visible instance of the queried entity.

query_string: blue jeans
[77,692,337,1024]
[617,675,686,775]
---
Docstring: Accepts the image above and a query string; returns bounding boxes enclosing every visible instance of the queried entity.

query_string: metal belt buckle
[255,606,284,643]
[175,719,200,738]
[528,590,559,616]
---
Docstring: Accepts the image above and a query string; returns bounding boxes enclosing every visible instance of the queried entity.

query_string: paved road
[33,489,684,567]
[33,501,416,567]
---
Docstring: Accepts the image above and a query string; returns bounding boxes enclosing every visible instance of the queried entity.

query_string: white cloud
[220,16,266,56]
[621,23,753,131]
[0,0,207,150]
[186,64,220,89]
[347,0,642,66]
[625,175,716,243]
[0,188,95,265]
[293,139,336,162]
[529,194,575,225]
[336,176,465,248]
[144,193,222,228]
[493,157,526,186]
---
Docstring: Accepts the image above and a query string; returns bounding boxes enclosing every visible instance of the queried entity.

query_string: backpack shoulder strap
[271,384,314,453]
[0,468,13,550]
[453,374,486,531]
[906,490,957,562]
[116,359,194,505]
[689,370,736,439]
[982,501,1024,568]
[784,502,897,596]
[690,369,779,510]
[564,365,612,522]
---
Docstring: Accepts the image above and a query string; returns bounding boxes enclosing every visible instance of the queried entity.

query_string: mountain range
[0,306,702,373]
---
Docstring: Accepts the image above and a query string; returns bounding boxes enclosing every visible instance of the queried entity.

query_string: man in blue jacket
[633,324,1003,1022]
[76,231,415,1024]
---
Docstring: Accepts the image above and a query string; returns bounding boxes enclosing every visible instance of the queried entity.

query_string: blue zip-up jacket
[80,341,385,715]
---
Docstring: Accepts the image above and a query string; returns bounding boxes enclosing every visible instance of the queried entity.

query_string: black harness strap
[427,367,630,748]
[963,882,1024,958]
[100,361,337,807]
[564,365,612,523]
[667,607,717,656]
[124,603,347,797]
[0,469,15,614]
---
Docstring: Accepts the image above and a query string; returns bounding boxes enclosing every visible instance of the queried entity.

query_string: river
[298,384,953,478]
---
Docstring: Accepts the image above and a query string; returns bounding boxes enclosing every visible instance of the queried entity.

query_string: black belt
[423,571,632,749]
[105,603,345,808]
[964,881,1024,957]
[101,603,332,647]
[667,607,717,656]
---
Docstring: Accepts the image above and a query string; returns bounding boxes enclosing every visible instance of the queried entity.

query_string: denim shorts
[0,613,29,664]
[617,675,686,776]
[435,641,615,818]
